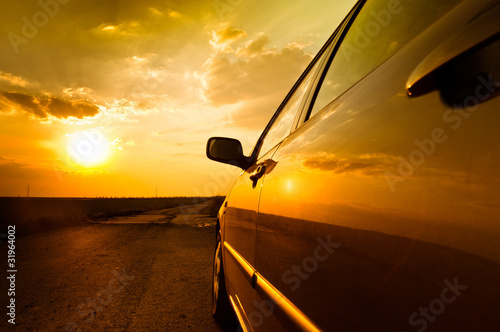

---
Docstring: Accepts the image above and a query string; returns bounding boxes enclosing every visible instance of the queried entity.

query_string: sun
[66,130,111,167]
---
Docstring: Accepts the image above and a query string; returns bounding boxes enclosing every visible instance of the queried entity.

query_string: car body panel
[221,146,282,329]
[213,0,500,330]
[221,165,259,324]
[254,2,500,330]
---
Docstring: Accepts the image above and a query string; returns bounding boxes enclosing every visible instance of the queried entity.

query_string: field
[0,196,224,236]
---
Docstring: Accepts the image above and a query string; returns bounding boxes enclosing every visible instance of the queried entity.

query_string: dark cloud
[302,152,424,178]
[46,97,100,119]
[0,91,100,119]
[303,157,374,173]
[2,92,46,118]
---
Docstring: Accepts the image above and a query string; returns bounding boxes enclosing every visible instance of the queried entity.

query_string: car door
[253,0,500,331]
[222,35,333,330]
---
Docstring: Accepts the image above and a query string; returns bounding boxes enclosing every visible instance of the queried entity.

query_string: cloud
[0,71,31,88]
[46,98,100,119]
[203,33,313,128]
[0,92,100,120]
[209,26,247,52]
[236,33,270,57]
[1,92,46,118]
[93,21,141,36]
[149,7,164,17]
[304,157,372,174]
[63,87,95,99]
[168,10,182,18]
[302,153,387,175]
[149,7,183,19]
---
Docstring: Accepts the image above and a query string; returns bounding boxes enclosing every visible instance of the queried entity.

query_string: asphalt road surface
[0,200,230,331]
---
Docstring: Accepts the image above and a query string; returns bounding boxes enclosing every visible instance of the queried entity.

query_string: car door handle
[250,164,267,182]
[407,2,500,97]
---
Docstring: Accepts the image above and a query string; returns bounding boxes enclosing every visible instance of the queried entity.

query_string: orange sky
[0,0,355,197]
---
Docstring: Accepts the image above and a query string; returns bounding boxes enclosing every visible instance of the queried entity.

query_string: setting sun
[66,130,110,168]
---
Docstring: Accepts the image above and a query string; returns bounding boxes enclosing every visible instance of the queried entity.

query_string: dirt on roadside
[0,200,231,332]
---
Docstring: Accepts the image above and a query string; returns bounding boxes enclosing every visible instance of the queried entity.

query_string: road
[0,200,229,331]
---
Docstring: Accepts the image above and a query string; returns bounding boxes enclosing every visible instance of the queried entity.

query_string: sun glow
[66,130,111,167]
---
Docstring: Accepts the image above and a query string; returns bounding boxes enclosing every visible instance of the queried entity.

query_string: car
[206,0,500,330]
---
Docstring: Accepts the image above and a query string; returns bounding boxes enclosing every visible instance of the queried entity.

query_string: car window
[257,52,325,159]
[308,0,462,119]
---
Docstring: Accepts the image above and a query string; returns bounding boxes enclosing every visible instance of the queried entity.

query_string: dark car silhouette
[207,0,500,330]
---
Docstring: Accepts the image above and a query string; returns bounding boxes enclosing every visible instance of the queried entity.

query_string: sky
[0,0,356,197]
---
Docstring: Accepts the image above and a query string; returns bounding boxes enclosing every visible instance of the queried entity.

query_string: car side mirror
[206,137,250,169]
